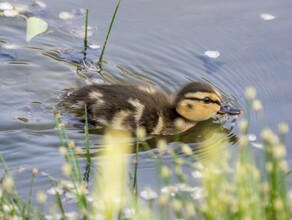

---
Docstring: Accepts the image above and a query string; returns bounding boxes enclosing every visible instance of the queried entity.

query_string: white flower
[204,50,220,58]
[47,186,64,195]
[123,208,135,219]
[2,43,19,50]
[140,187,158,200]
[4,9,19,17]
[247,134,257,142]
[3,177,14,194]
[36,191,47,204]
[278,122,289,134]
[260,13,276,21]
[251,142,263,149]
[0,2,13,10]
[252,99,262,111]
[89,44,100,49]
[245,86,256,99]
[59,11,74,20]
[192,170,203,178]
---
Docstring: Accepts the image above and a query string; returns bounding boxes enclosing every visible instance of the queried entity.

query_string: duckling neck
[172,116,197,134]
[151,108,197,135]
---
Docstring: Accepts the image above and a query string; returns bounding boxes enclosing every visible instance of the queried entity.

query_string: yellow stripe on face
[184,92,222,103]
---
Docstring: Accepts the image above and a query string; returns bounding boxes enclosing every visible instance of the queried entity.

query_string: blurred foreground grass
[0,87,291,220]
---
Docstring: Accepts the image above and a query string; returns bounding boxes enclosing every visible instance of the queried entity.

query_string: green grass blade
[97,0,121,68]
[84,9,89,50]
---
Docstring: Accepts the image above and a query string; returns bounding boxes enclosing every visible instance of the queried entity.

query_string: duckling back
[62,83,180,135]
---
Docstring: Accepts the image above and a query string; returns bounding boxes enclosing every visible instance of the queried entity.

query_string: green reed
[97,0,121,69]
[84,9,89,50]
[84,104,91,165]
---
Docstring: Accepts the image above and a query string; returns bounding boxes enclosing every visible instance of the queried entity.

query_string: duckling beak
[217,103,242,115]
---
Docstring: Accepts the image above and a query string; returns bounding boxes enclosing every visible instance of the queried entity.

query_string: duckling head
[174,82,241,122]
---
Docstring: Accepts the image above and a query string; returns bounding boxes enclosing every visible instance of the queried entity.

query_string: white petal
[192,170,203,178]
[204,50,220,58]
[251,142,263,149]
[248,133,257,142]
[260,13,276,21]
[89,44,100,49]
[59,11,74,20]
[0,2,13,10]
[140,187,158,200]
[2,43,19,50]
[4,9,19,17]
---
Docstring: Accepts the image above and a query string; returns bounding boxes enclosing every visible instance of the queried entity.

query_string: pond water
[1,0,292,208]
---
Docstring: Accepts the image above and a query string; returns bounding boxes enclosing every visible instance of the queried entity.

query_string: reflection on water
[72,117,239,162]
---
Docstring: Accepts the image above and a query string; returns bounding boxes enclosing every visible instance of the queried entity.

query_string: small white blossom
[204,50,220,58]
[0,2,13,10]
[260,13,276,21]
[140,187,158,200]
[62,163,72,177]
[123,208,135,219]
[4,9,19,17]
[36,191,47,204]
[59,11,74,20]
[89,44,100,49]
[278,122,289,134]
[192,170,203,178]
[47,186,64,195]
[245,86,256,100]
[252,99,262,111]
[2,43,19,50]
[251,142,263,149]
[3,177,14,194]
[247,134,257,142]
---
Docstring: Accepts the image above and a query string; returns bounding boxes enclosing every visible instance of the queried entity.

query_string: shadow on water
[196,54,225,75]
[72,117,239,160]
[70,116,240,197]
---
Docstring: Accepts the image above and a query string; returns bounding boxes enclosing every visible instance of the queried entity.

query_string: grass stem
[84,9,89,49]
[26,172,36,218]
[97,0,121,69]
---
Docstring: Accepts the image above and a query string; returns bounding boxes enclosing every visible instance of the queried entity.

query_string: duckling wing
[62,84,173,134]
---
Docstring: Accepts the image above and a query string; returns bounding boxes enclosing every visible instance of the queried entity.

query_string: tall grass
[0,87,291,219]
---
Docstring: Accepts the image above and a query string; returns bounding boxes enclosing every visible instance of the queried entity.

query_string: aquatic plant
[0,1,48,41]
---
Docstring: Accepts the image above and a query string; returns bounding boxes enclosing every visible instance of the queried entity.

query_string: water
[1,0,292,206]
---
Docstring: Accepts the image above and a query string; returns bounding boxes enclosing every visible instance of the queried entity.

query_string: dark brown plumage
[62,82,241,135]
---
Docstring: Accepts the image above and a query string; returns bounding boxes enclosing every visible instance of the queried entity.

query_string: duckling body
[62,82,241,135]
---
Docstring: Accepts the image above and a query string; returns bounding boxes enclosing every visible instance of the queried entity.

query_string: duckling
[62,81,241,135]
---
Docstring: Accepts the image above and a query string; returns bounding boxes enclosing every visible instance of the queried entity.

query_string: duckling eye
[203,97,211,104]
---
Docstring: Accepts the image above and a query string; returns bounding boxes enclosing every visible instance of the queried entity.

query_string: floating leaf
[26,17,48,41]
